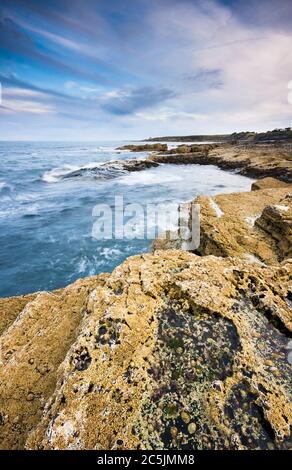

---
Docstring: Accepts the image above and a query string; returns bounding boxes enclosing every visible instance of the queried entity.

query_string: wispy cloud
[2,99,55,114]
[0,74,79,100]
[0,0,292,139]
[100,86,175,115]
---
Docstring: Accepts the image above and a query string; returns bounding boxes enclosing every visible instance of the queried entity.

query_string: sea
[0,141,254,297]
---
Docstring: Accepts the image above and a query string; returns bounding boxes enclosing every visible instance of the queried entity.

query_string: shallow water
[0,141,254,297]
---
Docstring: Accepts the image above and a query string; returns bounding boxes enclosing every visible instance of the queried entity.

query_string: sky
[0,0,292,140]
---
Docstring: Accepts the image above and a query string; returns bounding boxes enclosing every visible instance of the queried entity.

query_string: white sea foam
[94,146,127,153]
[118,169,182,186]
[77,257,87,273]
[100,247,123,259]
[42,165,80,183]
[0,180,7,191]
[42,160,125,183]
[0,202,40,219]
[42,158,159,183]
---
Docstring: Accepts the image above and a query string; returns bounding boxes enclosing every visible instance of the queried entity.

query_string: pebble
[181,411,191,424]
[188,422,196,434]
[264,360,273,367]
[170,427,178,438]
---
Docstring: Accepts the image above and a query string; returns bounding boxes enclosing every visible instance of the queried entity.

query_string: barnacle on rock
[0,243,291,450]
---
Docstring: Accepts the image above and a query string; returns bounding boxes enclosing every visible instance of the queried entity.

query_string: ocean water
[0,141,254,297]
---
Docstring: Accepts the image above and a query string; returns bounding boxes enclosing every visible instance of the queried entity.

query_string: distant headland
[145,127,292,144]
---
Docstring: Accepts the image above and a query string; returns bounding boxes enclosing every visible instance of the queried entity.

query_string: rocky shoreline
[0,142,291,450]
[153,177,292,265]
[56,141,292,184]
[155,145,292,182]
[117,142,292,183]
[162,144,292,182]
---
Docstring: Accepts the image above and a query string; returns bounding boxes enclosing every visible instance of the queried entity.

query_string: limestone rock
[251,177,291,191]
[0,275,108,449]
[255,195,292,261]
[148,144,292,183]
[2,251,286,450]
[116,144,168,152]
[196,188,292,264]
[199,145,292,182]
[0,293,37,336]
[153,184,292,265]
[159,144,217,155]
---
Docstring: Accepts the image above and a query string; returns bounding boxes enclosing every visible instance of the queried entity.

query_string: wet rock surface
[1,251,291,450]
[62,159,159,180]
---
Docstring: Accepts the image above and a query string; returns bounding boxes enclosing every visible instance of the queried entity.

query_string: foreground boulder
[1,251,291,450]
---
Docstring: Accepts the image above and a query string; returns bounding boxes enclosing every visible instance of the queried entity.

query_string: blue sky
[0,0,291,140]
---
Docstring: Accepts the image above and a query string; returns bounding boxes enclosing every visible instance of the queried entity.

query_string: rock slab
[1,252,291,450]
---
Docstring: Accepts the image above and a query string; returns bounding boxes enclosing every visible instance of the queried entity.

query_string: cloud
[0,74,78,100]
[3,99,54,114]
[225,0,292,31]
[183,68,224,91]
[100,86,175,115]
[3,87,45,98]
[0,11,110,85]
[1,0,292,139]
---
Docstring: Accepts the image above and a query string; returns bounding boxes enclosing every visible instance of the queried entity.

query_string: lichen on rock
[0,251,287,450]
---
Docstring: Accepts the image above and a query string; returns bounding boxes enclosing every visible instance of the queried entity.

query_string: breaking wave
[42,159,159,183]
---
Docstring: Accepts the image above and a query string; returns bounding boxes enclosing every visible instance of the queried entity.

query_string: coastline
[147,142,292,183]
[0,139,291,450]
